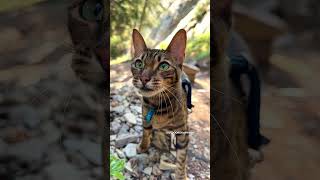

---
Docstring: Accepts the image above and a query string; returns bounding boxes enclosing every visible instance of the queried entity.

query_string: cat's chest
[142,106,187,129]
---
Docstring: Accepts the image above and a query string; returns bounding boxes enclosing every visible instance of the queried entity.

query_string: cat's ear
[166,29,187,65]
[132,29,147,57]
[214,0,232,27]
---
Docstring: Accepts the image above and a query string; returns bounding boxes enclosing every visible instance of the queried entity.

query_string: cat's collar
[145,107,155,123]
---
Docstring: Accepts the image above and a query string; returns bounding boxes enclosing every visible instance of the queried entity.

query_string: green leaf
[110,154,126,180]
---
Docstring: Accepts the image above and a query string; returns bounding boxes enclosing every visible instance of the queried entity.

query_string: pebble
[8,138,47,162]
[111,121,121,134]
[123,143,138,158]
[44,161,89,180]
[159,160,176,171]
[113,95,125,102]
[66,151,89,169]
[189,174,195,180]
[9,105,41,129]
[111,105,125,114]
[63,139,101,165]
[143,167,152,175]
[118,124,130,134]
[78,140,101,166]
[116,148,126,159]
[110,135,117,141]
[124,112,137,125]
[115,133,139,148]
[152,164,162,176]
[131,105,142,114]
[134,126,143,133]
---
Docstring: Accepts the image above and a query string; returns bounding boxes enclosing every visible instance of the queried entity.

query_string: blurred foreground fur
[212,0,251,179]
[67,0,108,179]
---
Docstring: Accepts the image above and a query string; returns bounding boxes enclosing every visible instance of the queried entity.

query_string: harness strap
[182,79,193,109]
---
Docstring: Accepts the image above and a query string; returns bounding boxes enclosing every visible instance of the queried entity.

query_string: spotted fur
[131,29,189,179]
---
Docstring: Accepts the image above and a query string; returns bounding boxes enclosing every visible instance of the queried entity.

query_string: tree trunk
[149,0,199,46]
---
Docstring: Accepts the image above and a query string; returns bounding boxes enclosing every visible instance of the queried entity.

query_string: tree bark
[149,0,199,46]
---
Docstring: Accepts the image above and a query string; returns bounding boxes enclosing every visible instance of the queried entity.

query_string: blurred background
[110,0,210,65]
[109,0,210,179]
[231,0,320,180]
[0,0,104,180]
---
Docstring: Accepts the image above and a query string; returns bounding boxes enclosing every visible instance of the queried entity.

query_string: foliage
[158,30,210,62]
[110,0,165,59]
[186,31,210,62]
[110,154,126,180]
[110,0,210,64]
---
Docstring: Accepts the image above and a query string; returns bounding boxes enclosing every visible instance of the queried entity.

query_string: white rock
[131,105,142,114]
[110,135,117,141]
[189,174,195,180]
[118,124,130,135]
[124,112,137,125]
[116,148,126,159]
[111,121,121,134]
[143,167,152,175]
[123,143,137,158]
[115,133,139,148]
[111,105,125,114]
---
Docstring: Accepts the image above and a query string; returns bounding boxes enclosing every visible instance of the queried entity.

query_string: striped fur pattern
[131,29,189,179]
[211,0,250,179]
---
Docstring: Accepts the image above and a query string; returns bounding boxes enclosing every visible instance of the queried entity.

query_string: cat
[212,0,268,179]
[67,0,108,179]
[131,29,189,180]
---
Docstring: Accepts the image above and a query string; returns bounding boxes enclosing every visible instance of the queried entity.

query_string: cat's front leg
[137,125,152,153]
[174,133,189,180]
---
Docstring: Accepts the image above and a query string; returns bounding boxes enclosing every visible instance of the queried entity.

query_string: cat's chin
[139,88,164,97]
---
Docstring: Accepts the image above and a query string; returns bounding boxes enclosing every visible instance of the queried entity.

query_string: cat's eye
[159,62,170,71]
[80,0,103,21]
[134,60,144,69]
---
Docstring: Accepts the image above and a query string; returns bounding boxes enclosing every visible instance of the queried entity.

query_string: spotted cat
[131,29,189,180]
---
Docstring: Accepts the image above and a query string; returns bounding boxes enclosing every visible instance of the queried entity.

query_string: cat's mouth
[140,86,153,91]
[139,87,164,97]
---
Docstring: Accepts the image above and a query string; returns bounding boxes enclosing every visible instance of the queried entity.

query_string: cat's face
[131,29,186,97]
[68,0,108,87]
[68,0,108,68]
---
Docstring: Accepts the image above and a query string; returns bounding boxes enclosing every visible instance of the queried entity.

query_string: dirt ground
[251,49,320,180]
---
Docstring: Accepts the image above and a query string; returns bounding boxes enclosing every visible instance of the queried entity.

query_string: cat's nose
[140,76,151,85]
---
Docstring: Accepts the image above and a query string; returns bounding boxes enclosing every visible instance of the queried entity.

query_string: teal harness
[145,107,155,123]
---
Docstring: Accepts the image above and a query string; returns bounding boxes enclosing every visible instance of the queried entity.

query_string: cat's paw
[248,148,264,167]
[136,143,149,154]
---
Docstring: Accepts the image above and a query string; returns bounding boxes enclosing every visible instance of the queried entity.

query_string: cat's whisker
[164,84,243,174]
[210,113,243,175]
[162,86,184,109]
[161,91,169,118]
[163,90,174,118]
[210,87,243,104]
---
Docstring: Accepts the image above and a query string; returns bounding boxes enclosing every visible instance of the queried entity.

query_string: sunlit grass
[0,0,45,13]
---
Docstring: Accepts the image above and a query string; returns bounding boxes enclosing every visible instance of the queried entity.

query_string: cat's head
[212,0,232,61]
[68,0,108,69]
[131,29,187,97]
